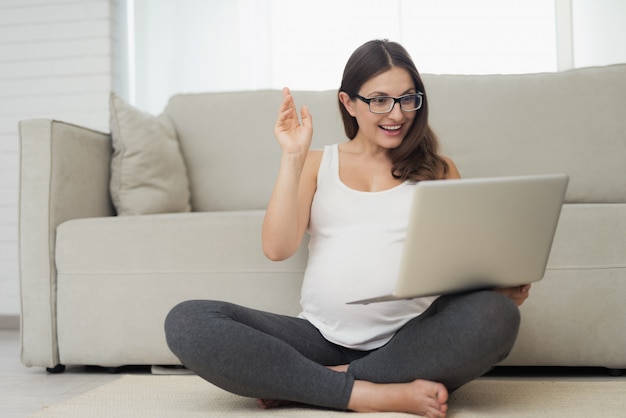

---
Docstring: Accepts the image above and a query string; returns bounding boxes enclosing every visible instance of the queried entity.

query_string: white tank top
[299,144,436,350]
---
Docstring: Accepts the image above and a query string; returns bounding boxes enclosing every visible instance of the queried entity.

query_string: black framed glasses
[355,92,424,114]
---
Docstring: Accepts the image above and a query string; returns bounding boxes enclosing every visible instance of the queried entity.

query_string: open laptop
[347,174,569,304]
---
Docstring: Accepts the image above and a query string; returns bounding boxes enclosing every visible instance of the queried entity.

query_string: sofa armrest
[19,119,115,368]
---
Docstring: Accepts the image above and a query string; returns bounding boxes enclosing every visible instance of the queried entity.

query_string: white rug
[29,374,626,417]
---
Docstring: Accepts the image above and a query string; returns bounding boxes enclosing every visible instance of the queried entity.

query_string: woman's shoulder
[440,155,461,179]
[306,142,341,164]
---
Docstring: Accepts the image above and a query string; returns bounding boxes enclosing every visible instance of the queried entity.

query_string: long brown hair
[338,40,448,181]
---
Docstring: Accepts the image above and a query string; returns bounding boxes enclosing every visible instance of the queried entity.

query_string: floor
[2,328,625,418]
[0,329,130,418]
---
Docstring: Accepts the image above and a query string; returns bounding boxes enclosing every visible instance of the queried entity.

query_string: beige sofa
[19,64,626,373]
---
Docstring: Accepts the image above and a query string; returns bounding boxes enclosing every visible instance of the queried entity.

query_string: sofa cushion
[54,211,309,366]
[502,203,626,367]
[423,64,626,204]
[164,66,626,209]
[109,93,191,215]
[55,210,308,274]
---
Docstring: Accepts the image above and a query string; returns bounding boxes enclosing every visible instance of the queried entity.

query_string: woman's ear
[338,92,356,117]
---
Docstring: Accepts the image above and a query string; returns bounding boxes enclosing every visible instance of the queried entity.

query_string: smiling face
[339,66,417,150]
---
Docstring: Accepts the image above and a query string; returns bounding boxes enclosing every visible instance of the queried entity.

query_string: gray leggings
[164,290,520,411]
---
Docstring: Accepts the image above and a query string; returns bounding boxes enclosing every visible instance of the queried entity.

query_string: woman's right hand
[274,87,313,156]
[495,284,531,306]
[263,88,317,261]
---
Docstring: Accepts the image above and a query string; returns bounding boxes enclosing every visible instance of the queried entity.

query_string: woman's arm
[262,88,318,261]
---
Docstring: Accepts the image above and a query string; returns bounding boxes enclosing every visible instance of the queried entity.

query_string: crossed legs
[165,300,356,409]
[164,290,520,416]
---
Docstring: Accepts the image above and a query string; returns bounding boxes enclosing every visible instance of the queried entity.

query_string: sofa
[19,64,626,373]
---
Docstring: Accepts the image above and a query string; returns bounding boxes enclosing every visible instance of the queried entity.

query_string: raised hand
[274,87,313,156]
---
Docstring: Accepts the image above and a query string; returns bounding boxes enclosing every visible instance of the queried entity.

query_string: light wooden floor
[0,330,129,418]
[2,328,625,418]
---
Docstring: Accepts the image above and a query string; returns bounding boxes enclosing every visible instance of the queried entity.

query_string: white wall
[133,0,245,113]
[131,0,561,114]
[572,0,626,67]
[0,0,125,316]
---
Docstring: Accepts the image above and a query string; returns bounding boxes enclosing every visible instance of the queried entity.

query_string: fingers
[281,86,292,104]
[513,285,531,306]
[300,104,313,130]
[278,87,295,115]
[276,87,312,130]
[494,285,531,306]
[275,88,295,132]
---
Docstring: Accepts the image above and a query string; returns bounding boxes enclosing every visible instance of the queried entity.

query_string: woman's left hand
[495,284,531,306]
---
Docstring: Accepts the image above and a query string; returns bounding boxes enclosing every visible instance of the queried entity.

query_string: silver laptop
[347,174,568,304]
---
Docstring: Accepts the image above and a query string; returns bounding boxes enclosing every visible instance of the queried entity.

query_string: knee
[476,291,521,358]
[164,300,196,355]
[165,300,194,335]
[479,290,520,322]
[164,300,224,357]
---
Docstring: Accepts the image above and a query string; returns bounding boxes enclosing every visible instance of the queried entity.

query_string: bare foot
[348,379,448,417]
[256,398,295,409]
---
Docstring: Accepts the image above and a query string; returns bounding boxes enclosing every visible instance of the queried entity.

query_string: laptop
[347,174,569,304]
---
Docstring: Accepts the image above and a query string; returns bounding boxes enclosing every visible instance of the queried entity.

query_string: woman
[165,40,530,418]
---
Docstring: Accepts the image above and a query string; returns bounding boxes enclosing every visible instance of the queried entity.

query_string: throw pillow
[109,92,191,215]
